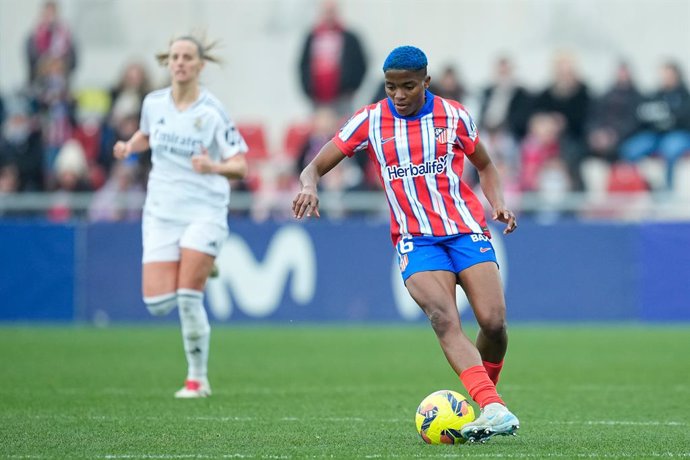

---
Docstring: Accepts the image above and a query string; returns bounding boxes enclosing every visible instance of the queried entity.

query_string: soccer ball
[415,390,475,444]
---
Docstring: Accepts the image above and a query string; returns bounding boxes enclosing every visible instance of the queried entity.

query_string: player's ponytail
[156,32,222,66]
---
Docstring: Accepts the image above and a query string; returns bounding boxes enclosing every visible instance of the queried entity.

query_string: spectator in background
[620,60,690,190]
[429,65,466,102]
[519,113,565,192]
[31,55,76,189]
[478,56,532,174]
[101,61,153,176]
[88,160,145,222]
[47,139,92,221]
[585,61,642,164]
[533,51,591,191]
[0,162,20,195]
[25,1,77,85]
[295,106,340,175]
[0,94,5,126]
[0,95,44,191]
[298,0,367,115]
[294,106,363,216]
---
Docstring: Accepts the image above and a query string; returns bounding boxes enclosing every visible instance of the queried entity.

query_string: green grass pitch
[1,324,689,458]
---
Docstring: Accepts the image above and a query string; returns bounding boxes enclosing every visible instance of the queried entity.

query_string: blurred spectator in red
[533,52,591,191]
[429,65,466,102]
[0,95,44,191]
[478,56,532,174]
[619,60,690,190]
[585,61,642,164]
[519,113,564,192]
[299,0,367,115]
[88,160,145,222]
[25,1,77,85]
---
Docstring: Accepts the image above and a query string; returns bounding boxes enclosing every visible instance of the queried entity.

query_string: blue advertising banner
[1,219,689,323]
[0,222,76,321]
[638,223,690,321]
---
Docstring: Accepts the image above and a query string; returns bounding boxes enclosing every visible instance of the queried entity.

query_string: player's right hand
[113,141,131,160]
[292,186,320,219]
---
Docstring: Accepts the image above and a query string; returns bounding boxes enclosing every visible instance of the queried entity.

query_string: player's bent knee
[143,293,177,316]
[425,308,456,336]
[177,288,210,339]
[478,317,507,339]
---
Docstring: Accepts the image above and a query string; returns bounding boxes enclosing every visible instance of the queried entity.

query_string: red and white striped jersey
[333,91,490,245]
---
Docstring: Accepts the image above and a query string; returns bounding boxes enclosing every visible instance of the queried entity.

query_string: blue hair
[382,46,428,72]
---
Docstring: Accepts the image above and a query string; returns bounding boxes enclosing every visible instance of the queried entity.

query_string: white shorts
[142,213,228,263]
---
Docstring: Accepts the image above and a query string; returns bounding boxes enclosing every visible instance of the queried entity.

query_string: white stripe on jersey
[457,106,478,142]
[339,110,369,142]
[394,117,432,235]
[420,113,457,234]
[370,103,408,236]
[441,99,483,234]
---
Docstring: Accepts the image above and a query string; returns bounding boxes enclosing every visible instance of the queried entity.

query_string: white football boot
[461,402,520,443]
[174,378,212,399]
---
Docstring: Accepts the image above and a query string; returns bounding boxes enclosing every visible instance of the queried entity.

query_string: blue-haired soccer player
[293,45,520,442]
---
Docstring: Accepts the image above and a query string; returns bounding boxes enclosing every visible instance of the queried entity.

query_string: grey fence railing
[1,190,689,221]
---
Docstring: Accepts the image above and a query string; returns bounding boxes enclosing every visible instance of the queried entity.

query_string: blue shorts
[396,233,498,282]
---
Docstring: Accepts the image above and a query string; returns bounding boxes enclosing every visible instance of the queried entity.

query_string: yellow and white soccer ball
[415,390,475,444]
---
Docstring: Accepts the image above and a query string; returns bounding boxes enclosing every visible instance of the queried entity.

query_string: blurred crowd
[2,1,690,222]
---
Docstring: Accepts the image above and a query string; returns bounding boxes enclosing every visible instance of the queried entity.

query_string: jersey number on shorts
[398,236,414,254]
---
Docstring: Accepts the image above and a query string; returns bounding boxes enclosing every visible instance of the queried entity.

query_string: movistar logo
[386,155,449,181]
[205,225,316,319]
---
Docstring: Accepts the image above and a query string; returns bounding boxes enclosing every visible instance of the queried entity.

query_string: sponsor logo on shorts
[471,234,490,243]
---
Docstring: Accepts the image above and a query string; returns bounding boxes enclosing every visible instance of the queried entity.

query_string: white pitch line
[5,414,688,427]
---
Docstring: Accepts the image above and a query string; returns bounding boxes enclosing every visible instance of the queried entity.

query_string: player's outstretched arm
[113,130,150,160]
[191,148,248,179]
[293,140,348,219]
[468,141,517,234]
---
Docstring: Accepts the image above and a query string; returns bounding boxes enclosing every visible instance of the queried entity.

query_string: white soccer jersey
[140,87,247,223]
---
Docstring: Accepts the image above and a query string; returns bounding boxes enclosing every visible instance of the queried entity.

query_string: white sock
[177,288,210,381]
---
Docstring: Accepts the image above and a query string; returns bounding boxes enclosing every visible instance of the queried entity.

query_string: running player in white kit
[113,34,248,398]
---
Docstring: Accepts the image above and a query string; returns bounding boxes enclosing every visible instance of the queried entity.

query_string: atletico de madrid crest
[434,127,456,145]
[399,254,409,272]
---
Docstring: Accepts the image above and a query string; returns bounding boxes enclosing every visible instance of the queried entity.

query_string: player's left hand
[292,186,321,219]
[492,208,517,234]
[191,148,215,174]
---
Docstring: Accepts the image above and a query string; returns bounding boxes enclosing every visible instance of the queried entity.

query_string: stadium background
[1,2,690,458]
[2,0,689,148]
[1,0,688,324]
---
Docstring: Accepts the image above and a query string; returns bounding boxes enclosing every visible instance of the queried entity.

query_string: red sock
[460,365,504,408]
[483,359,504,385]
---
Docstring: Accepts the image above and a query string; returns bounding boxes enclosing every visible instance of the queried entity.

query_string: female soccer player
[293,46,519,441]
[113,35,248,398]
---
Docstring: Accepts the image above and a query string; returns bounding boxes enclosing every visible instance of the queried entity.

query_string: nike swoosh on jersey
[381,136,396,144]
